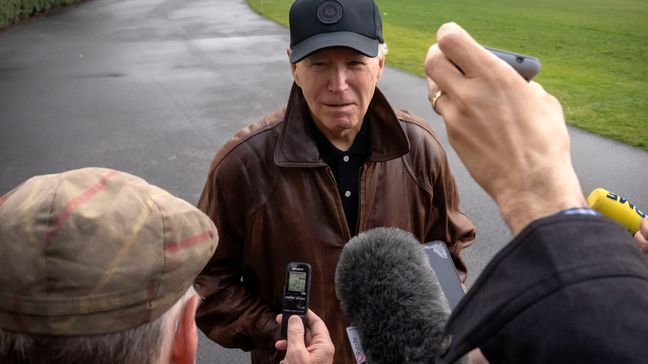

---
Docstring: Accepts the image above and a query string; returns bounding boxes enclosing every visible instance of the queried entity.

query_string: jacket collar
[274,83,410,167]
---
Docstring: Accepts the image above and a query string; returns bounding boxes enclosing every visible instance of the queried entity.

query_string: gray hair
[378,42,389,58]
[0,286,197,364]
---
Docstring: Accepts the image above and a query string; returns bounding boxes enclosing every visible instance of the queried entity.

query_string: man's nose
[328,66,349,92]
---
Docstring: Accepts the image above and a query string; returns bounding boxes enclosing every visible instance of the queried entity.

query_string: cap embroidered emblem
[317,0,343,25]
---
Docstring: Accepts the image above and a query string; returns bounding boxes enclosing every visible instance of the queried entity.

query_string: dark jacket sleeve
[438,214,648,364]
[194,144,281,359]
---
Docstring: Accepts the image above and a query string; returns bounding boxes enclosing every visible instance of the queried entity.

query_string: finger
[426,57,456,115]
[426,77,438,101]
[636,219,648,254]
[275,314,287,350]
[528,81,551,99]
[286,315,307,351]
[435,22,504,80]
[635,231,648,254]
[275,339,288,351]
[426,77,444,109]
[435,91,451,116]
[424,43,464,93]
[428,88,451,116]
[528,80,545,93]
[305,310,333,344]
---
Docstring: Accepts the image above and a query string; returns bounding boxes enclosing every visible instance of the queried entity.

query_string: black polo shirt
[312,118,370,235]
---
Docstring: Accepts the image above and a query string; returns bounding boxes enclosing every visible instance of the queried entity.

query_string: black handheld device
[423,241,465,311]
[486,47,541,81]
[280,262,312,338]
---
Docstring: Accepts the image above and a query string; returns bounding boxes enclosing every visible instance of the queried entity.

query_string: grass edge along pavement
[246,0,648,152]
[0,0,85,29]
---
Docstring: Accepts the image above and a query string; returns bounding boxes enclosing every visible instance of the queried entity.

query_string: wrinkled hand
[275,310,334,364]
[635,218,648,254]
[424,22,586,234]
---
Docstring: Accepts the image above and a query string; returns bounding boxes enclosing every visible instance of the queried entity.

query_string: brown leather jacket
[195,84,476,364]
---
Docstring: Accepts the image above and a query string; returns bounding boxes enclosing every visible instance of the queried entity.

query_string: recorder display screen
[288,271,307,293]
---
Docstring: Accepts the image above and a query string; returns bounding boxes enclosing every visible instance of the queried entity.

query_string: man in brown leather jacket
[195,0,475,363]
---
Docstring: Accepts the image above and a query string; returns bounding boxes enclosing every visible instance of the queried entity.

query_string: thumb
[635,219,648,254]
[286,315,306,351]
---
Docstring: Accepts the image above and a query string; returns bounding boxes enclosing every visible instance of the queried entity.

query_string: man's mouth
[323,102,353,107]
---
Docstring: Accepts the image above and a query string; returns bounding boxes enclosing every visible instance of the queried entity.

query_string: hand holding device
[424,22,586,235]
[275,310,335,364]
[281,262,312,339]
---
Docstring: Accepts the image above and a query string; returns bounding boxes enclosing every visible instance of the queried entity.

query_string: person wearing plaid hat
[195,0,475,363]
[0,168,219,364]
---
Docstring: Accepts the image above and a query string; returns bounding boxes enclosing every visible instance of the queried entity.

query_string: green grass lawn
[247,0,648,151]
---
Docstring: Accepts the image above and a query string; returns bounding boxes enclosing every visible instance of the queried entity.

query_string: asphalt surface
[1,0,647,363]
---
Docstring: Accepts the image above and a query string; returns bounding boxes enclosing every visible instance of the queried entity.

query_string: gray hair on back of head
[0,286,197,364]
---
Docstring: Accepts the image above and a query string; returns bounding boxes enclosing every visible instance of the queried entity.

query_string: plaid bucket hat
[0,167,218,335]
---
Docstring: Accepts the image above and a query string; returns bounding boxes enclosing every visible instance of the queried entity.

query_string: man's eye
[349,60,366,67]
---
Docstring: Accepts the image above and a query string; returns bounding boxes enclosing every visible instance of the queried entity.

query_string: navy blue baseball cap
[289,0,384,63]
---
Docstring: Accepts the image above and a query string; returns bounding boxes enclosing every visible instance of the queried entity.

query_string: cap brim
[290,31,379,63]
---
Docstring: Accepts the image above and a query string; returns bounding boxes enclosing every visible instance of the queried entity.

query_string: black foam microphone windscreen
[335,227,466,364]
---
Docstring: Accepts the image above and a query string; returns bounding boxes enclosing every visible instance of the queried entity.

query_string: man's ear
[171,295,200,364]
[376,55,385,81]
[287,48,301,87]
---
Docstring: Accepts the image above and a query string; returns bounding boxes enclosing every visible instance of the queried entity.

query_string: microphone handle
[587,188,646,234]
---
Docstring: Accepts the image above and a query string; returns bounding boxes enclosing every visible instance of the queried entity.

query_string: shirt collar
[311,114,370,163]
[274,83,409,167]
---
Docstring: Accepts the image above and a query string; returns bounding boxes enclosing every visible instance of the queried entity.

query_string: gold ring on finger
[431,90,446,115]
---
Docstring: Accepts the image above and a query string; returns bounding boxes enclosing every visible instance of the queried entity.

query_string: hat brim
[290,31,379,63]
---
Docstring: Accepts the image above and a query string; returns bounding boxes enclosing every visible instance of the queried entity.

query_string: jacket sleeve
[429,134,476,282]
[397,110,476,281]
[438,214,648,364]
[194,155,281,358]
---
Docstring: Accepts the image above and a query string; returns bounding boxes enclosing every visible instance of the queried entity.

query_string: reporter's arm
[275,310,334,364]
[425,23,648,364]
[424,23,587,235]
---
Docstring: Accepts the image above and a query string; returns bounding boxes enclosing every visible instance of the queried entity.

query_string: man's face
[291,47,385,144]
